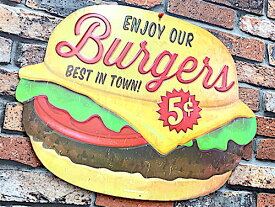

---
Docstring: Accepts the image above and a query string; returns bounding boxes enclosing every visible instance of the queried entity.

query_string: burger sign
[16,5,256,201]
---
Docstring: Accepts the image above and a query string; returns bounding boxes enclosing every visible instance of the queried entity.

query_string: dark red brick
[242,141,253,161]
[239,87,259,111]
[256,139,275,161]
[207,29,264,62]
[207,0,263,15]
[257,116,275,138]
[236,61,275,89]
[0,136,41,167]
[95,194,174,207]
[168,0,234,29]
[120,0,161,8]
[257,193,275,207]
[0,68,19,96]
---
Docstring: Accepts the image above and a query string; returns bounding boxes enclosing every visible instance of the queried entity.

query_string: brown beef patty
[23,100,243,180]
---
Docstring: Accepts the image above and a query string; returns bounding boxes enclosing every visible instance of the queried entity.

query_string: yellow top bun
[19,5,254,154]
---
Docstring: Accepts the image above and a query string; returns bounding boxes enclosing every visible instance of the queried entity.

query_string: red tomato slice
[34,96,148,147]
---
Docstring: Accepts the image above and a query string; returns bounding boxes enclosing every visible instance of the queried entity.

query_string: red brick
[240,16,275,41]
[3,102,24,132]
[256,139,275,161]
[257,193,275,207]
[236,61,275,89]
[0,37,12,63]
[95,194,174,207]
[268,0,275,19]
[168,0,234,29]
[207,0,263,15]
[0,4,61,41]
[242,141,253,161]
[16,43,46,67]
[228,164,275,189]
[268,44,275,66]
[257,116,275,138]
[0,136,41,167]
[120,0,161,8]
[239,87,260,111]
[0,68,19,96]
[207,29,264,62]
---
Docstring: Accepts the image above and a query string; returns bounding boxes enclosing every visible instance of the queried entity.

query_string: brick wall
[0,0,274,206]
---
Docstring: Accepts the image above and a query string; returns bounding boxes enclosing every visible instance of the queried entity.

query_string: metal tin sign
[16,5,256,201]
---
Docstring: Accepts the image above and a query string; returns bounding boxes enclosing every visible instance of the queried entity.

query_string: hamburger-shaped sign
[16,5,256,201]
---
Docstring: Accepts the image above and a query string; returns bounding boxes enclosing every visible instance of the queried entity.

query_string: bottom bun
[30,136,231,201]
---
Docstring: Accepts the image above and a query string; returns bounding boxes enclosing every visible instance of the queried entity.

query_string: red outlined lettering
[55,13,235,93]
